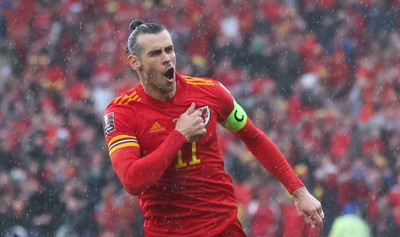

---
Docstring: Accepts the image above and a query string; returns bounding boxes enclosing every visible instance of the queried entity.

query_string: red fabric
[250,77,274,95]
[387,185,400,225]
[2,0,35,47]
[214,68,243,90]
[95,190,138,235]
[348,8,367,31]
[251,187,277,237]
[362,85,375,104]
[95,192,118,232]
[216,217,247,237]
[337,179,368,208]
[109,130,187,195]
[299,35,328,75]
[300,120,322,153]
[41,96,58,114]
[298,34,320,60]
[330,133,350,160]
[44,125,57,153]
[67,82,88,101]
[112,42,129,75]
[234,183,252,205]
[218,132,234,157]
[382,83,396,106]
[358,104,374,122]
[281,204,318,237]
[262,2,283,23]
[362,139,384,155]
[235,119,304,194]
[316,0,337,8]
[45,66,65,83]
[12,119,30,135]
[104,74,240,236]
[367,192,379,224]
[40,67,66,90]
[238,4,254,34]
[32,11,52,33]
[287,94,303,124]
[251,204,276,237]
[326,48,350,86]
[282,204,302,237]
[186,21,215,59]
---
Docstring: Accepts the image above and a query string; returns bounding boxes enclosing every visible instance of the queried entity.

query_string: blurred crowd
[1,0,400,236]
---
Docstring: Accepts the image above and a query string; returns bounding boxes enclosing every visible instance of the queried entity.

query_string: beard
[145,71,175,94]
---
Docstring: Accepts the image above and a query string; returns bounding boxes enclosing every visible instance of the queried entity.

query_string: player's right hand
[175,103,206,142]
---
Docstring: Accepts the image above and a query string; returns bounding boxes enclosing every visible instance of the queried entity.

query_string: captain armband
[220,100,248,132]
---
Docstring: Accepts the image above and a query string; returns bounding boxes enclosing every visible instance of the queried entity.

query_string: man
[102,20,323,236]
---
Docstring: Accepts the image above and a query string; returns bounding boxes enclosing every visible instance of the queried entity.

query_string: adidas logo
[149,122,165,133]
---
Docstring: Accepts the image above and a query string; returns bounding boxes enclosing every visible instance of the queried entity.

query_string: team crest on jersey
[103,112,116,135]
[196,105,211,125]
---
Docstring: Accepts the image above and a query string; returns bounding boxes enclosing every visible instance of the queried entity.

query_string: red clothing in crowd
[281,203,318,237]
[387,184,400,225]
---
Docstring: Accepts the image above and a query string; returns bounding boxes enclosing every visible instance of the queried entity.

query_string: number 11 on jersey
[175,141,201,168]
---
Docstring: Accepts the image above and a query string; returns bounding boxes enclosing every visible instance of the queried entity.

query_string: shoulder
[180,75,229,96]
[104,87,141,111]
[181,75,216,86]
[182,75,232,92]
[109,88,142,106]
[103,87,143,127]
[181,74,234,97]
[179,74,235,120]
[103,88,141,137]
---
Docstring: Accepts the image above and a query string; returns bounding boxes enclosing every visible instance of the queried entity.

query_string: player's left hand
[291,186,324,232]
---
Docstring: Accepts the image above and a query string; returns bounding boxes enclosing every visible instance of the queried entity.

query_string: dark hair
[126,20,166,56]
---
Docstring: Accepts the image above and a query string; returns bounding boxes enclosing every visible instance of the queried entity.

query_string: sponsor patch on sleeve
[103,112,116,135]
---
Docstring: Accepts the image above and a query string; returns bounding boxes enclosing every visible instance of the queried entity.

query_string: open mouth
[164,67,175,81]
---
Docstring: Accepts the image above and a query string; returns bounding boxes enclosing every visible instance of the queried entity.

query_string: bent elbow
[124,184,144,196]
[123,183,145,196]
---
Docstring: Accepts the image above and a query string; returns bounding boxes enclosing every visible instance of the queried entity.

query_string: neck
[141,81,177,101]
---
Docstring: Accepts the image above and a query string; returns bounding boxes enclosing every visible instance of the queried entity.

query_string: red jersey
[103,73,303,236]
[103,74,239,236]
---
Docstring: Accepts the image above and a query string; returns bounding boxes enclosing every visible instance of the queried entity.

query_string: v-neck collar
[136,73,187,107]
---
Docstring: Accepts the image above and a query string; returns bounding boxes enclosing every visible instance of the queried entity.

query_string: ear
[127,55,142,71]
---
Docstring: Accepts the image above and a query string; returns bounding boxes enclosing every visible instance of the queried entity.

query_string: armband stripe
[221,100,248,132]
[108,139,138,151]
[107,135,137,147]
[109,142,139,156]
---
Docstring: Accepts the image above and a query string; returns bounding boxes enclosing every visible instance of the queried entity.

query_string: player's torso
[126,79,231,182]
[105,76,239,236]
[127,78,237,231]
[133,78,224,181]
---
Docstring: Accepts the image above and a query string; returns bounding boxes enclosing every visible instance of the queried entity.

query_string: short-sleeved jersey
[103,74,239,236]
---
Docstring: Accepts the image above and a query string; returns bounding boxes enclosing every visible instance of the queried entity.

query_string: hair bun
[129,20,143,31]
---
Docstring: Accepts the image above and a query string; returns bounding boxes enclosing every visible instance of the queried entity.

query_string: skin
[126,29,324,232]
[127,29,178,101]
[292,186,324,232]
[127,29,206,142]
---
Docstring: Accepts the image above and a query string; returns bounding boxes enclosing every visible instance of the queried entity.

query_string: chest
[134,101,218,156]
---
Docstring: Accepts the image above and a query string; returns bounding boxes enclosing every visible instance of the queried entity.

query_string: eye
[149,50,161,57]
[166,46,174,53]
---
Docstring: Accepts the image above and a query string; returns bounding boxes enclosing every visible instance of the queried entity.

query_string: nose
[161,51,171,65]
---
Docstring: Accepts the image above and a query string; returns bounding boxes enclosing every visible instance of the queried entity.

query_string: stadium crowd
[1,0,400,236]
